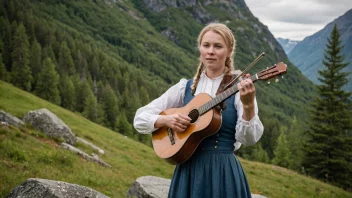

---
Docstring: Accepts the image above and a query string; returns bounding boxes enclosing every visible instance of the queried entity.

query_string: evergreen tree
[303,24,352,189]
[115,111,133,137]
[83,89,99,122]
[58,41,75,76]
[250,143,270,164]
[0,17,12,69]
[75,80,92,112]
[272,132,291,168]
[287,116,305,170]
[102,83,118,128]
[29,39,42,80]
[34,57,60,105]
[0,53,9,81]
[59,75,76,111]
[11,23,32,91]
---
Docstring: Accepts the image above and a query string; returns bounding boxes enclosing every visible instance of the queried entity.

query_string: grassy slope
[0,80,351,198]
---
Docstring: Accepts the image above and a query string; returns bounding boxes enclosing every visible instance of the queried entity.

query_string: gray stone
[77,137,105,155]
[127,176,170,198]
[128,176,267,198]
[5,178,109,198]
[23,108,77,145]
[0,110,25,128]
[60,143,111,168]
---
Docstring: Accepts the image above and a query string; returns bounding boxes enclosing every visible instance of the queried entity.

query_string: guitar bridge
[167,128,175,145]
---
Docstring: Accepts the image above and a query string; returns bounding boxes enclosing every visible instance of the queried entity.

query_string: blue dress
[168,79,252,198]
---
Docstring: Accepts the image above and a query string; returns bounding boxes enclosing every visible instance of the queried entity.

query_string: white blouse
[133,72,264,150]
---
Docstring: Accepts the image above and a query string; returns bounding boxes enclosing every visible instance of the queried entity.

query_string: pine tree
[10,23,32,91]
[0,53,9,81]
[115,111,133,137]
[58,41,75,76]
[83,89,98,122]
[303,24,352,189]
[272,132,291,168]
[34,57,60,105]
[59,75,76,111]
[29,39,42,80]
[102,83,118,128]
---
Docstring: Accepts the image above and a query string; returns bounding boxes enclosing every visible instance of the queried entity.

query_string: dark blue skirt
[168,149,252,198]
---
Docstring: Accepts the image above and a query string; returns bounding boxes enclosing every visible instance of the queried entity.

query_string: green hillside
[1,80,351,197]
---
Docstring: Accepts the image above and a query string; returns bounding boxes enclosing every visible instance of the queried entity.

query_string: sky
[244,0,352,41]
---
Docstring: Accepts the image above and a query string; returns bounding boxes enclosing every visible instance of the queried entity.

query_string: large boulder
[128,176,268,198]
[0,110,24,128]
[5,178,109,198]
[127,176,170,198]
[23,108,77,145]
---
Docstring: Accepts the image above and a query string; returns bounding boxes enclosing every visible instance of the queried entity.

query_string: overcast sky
[244,0,352,41]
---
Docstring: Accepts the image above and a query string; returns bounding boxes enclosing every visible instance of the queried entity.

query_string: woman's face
[199,30,229,75]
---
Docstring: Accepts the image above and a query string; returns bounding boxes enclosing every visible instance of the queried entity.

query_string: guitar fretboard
[199,74,258,115]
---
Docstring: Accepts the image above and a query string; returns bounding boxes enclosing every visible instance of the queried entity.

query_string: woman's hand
[155,113,192,132]
[237,74,256,121]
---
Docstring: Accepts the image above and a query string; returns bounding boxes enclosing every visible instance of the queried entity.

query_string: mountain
[276,37,300,54]
[0,0,316,169]
[288,9,352,92]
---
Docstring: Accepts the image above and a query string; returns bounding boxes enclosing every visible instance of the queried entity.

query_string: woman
[134,23,264,198]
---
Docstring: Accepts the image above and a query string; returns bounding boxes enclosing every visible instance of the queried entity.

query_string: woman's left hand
[237,74,256,120]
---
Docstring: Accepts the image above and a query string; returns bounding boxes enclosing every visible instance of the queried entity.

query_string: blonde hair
[191,23,237,95]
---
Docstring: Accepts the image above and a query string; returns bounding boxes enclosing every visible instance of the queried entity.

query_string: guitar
[152,62,287,165]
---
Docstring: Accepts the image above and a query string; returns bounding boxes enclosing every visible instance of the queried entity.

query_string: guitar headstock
[257,62,287,81]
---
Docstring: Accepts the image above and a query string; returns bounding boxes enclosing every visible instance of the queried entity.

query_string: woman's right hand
[154,114,192,132]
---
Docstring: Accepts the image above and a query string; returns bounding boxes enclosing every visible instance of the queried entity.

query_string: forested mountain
[289,9,352,92]
[276,37,300,54]
[0,0,315,167]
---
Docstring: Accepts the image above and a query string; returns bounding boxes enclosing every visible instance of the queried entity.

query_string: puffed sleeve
[133,79,188,134]
[234,93,264,148]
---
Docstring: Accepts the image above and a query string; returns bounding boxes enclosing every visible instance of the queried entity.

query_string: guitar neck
[199,74,259,115]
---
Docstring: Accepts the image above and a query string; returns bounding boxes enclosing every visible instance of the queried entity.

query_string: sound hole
[188,109,199,123]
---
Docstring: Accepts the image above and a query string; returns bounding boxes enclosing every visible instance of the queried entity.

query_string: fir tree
[102,83,118,128]
[34,57,60,105]
[29,39,42,80]
[303,24,352,189]
[58,41,75,76]
[272,132,291,168]
[59,75,76,111]
[83,89,99,122]
[115,111,133,137]
[10,23,32,91]
[0,53,9,81]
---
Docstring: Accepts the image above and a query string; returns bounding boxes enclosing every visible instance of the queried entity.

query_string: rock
[60,143,111,168]
[127,176,170,198]
[128,176,268,198]
[77,137,105,155]
[23,108,77,145]
[5,178,109,198]
[0,110,25,128]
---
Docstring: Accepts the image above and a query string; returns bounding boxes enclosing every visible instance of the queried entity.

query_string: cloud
[245,0,352,40]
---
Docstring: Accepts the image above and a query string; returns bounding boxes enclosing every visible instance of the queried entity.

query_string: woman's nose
[207,46,215,54]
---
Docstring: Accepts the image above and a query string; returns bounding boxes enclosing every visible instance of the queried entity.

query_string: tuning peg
[267,81,271,84]
[282,76,284,79]
[275,78,279,83]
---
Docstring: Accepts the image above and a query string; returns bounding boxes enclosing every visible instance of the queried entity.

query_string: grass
[0,80,351,198]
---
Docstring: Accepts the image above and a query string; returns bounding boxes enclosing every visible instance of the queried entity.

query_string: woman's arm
[133,79,188,134]
[234,75,264,146]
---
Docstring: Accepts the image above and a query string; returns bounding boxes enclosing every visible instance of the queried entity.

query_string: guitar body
[152,93,222,165]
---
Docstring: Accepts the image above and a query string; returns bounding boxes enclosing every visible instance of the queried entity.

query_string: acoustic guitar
[152,62,287,165]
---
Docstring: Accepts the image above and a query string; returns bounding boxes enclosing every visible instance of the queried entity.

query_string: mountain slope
[0,0,315,169]
[288,9,352,91]
[1,80,351,197]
